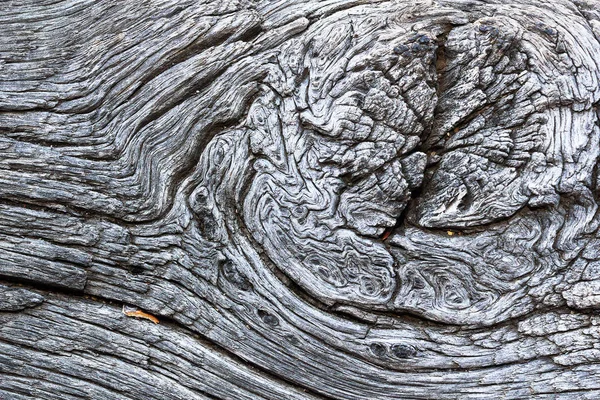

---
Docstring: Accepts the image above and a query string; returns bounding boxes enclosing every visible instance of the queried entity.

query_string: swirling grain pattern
[1,0,600,399]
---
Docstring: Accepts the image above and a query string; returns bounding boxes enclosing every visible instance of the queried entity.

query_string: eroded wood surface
[1,0,600,398]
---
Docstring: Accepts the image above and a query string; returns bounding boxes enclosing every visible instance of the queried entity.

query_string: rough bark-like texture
[2,0,600,398]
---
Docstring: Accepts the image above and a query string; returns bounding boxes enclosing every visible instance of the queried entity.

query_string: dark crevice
[0,275,86,297]
[0,279,105,306]
[420,24,453,151]
[383,24,455,235]
[434,26,451,98]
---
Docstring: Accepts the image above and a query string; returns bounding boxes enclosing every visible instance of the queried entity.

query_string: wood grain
[1,0,600,398]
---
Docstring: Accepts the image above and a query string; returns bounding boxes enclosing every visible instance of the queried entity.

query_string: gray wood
[1,0,600,398]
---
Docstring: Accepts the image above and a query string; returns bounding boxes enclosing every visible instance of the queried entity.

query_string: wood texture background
[1,0,600,398]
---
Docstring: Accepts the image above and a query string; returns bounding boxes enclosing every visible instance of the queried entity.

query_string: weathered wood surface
[1,0,600,398]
